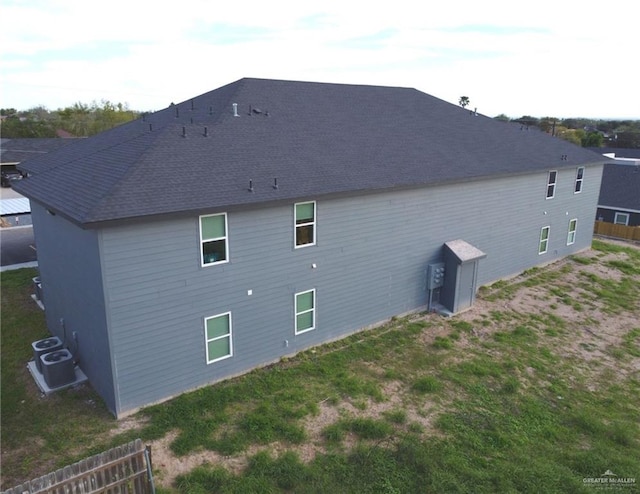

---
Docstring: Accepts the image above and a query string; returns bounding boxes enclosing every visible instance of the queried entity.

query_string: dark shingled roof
[0,138,78,165]
[598,163,640,211]
[13,78,605,227]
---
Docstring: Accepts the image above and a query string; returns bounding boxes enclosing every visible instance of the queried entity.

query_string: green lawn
[1,239,639,493]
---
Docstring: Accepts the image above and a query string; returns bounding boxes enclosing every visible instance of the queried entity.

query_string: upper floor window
[295,201,316,248]
[295,289,316,334]
[546,171,557,199]
[567,218,578,245]
[204,312,233,363]
[200,213,228,266]
[574,167,584,193]
[539,226,550,254]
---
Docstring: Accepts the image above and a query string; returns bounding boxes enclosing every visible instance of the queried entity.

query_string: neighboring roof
[13,78,606,227]
[590,147,640,159]
[0,197,31,215]
[0,138,79,165]
[597,162,640,212]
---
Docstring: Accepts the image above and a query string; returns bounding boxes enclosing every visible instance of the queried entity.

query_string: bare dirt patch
[140,240,640,490]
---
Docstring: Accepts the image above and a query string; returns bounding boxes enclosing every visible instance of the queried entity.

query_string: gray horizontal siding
[596,207,640,227]
[29,203,116,412]
[99,164,602,415]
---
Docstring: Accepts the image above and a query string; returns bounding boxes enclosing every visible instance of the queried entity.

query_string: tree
[611,130,640,149]
[514,115,539,128]
[538,117,560,135]
[0,114,57,138]
[1,102,140,138]
[493,114,511,122]
[458,96,470,109]
[581,132,604,147]
[556,128,583,146]
[58,102,93,136]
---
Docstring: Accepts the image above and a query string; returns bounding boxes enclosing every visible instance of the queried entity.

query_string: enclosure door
[456,261,477,311]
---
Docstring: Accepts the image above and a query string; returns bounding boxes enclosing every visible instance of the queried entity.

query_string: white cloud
[1,0,637,118]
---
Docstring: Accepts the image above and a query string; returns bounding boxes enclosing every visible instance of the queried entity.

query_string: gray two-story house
[14,78,605,418]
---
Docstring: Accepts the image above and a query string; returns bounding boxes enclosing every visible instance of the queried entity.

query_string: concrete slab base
[27,359,88,395]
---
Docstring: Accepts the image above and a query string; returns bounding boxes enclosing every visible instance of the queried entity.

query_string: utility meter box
[427,263,446,289]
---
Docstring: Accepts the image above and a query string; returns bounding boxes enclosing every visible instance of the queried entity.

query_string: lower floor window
[567,218,577,245]
[539,226,550,254]
[614,212,630,226]
[295,289,315,334]
[205,312,232,363]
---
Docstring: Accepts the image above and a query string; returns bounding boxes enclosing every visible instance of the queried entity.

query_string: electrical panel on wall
[427,263,445,289]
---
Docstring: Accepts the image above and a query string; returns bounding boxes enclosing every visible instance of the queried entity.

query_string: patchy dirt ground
[118,239,640,489]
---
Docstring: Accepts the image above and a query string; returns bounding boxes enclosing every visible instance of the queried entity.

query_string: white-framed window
[295,289,315,334]
[567,218,578,245]
[295,201,316,248]
[200,213,228,266]
[204,312,232,363]
[539,226,550,254]
[546,171,557,199]
[574,167,584,193]
[614,212,630,226]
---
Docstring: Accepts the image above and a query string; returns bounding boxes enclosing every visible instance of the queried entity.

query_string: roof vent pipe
[149,123,153,132]
[233,103,239,117]
[182,126,186,137]
[204,127,208,137]
[248,180,254,192]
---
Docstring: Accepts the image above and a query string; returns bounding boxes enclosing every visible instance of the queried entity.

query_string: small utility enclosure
[441,239,487,314]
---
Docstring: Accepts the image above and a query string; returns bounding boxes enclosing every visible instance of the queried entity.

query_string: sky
[1,0,638,119]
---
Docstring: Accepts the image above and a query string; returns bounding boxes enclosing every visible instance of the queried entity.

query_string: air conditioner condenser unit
[41,349,75,388]
[32,336,64,374]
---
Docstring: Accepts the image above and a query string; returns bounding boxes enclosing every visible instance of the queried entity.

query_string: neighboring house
[595,151,640,227]
[13,78,606,418]
[1,138,78,221]
[1,137,78,167]
[593,147,640,167]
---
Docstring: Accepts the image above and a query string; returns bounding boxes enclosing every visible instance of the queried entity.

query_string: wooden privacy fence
[2,439,155,494]
[594,221,640,241]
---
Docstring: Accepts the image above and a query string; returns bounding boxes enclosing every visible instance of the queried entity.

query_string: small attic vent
[248,105,269,117]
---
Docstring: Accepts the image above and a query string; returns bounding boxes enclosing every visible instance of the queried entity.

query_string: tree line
[494,114,640,149]
[1,101,639,149]
[0,101,140,138]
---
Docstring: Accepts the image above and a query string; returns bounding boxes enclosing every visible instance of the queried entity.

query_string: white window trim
[204,311,233,364]
[539,226,550,255]
[546,170,557,199]
[567,218,578,245]
[200,213,229,267]
[574,167,584,194]
[614,212,630,226]
[295,289,316,335]
[294,201,316,249]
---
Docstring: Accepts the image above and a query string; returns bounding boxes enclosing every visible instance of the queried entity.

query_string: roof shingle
[598,163,640,211]
[13,78,605,227]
